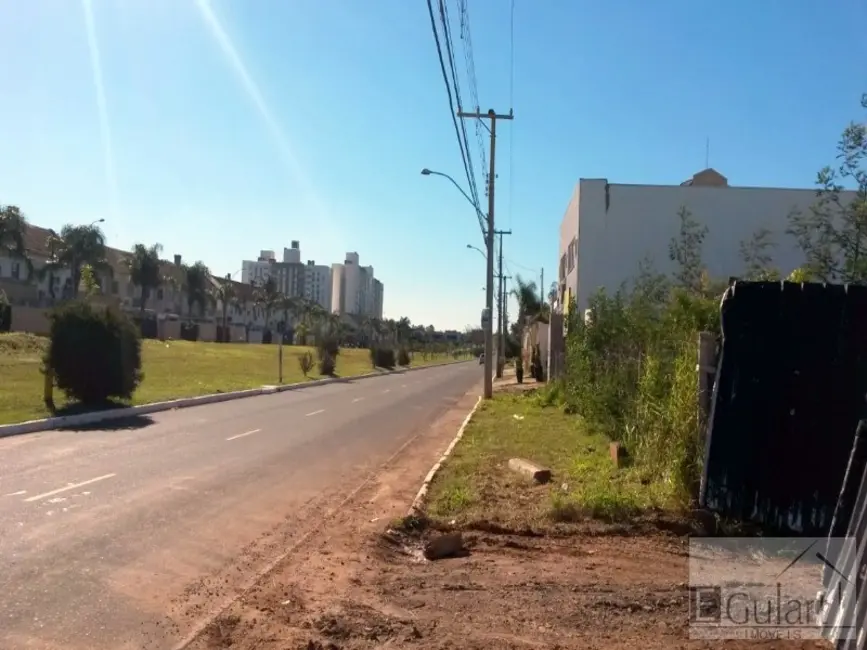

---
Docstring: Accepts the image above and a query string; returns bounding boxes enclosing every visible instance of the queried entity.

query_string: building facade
[304,260,331,311]
[329,252,382,317]
[557,168,856,315]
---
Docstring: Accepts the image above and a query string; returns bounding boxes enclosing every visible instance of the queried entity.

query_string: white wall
[241,259,272,285]
[330,263,344,313]
[304,264,331,311]
[562,176,855,313]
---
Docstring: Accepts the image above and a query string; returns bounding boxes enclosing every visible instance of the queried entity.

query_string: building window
[11,262,20,279]
[111,280,119,294]
[157,288,164,300]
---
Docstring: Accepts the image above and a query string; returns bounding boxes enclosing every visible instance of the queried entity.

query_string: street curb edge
[0,359,473,439]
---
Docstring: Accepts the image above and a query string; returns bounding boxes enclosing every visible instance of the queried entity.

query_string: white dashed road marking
[306,409,325,417]
[352,397,364,403]
[383,389,391,394]
[24,473,117,503]
[226,428,261,441]
[5,490,26,497]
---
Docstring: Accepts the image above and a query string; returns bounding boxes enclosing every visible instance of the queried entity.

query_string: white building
[330,252,382,317]
[240,249,276,285]
[557,168,856,315]
[304,260,331,311]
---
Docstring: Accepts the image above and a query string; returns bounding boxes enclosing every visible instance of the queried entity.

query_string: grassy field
[424,388,681,529]
[0,333,466,425]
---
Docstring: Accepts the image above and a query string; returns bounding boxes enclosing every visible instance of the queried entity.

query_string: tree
[211,277,236,335]
[0,204,32,278]
[511,274,544,328]
[787,94,867,283]
[547,281,558,305]
[253,276,282,330]
[44,223,112,299]
[125,243,164,313]
[183,261,211,317]
[738,228,778,280]
[668,206,708,293]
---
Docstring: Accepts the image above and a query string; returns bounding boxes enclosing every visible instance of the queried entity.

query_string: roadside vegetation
[424,94,867,530]
[1,330,471,426]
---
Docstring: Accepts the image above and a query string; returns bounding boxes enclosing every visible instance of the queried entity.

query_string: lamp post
[423,168,494,399]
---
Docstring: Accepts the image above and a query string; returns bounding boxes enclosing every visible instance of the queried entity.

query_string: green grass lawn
[0,333,465,425]
[424,389,681,529]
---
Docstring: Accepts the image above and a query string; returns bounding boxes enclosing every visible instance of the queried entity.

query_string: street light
[466,244,486,260]
[88,218,105,228]
[423,167,494,399]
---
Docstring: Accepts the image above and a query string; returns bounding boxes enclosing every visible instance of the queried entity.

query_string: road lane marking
[226,429,261,441]
[383,389,391,394]
[401,384,407,388]
[352,397,364,403]
[24,474,116,503]
[5,490,26,497]
[306,409,325,417]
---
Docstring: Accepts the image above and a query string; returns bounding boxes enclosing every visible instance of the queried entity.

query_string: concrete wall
[560,173,857,314]
[10,306,50,335]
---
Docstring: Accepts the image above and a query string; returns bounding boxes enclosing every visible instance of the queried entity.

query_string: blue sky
[0,0,864,330]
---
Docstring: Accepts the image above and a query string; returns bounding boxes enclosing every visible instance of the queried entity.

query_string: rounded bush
[46,300,143,405]
[397,347,411,366]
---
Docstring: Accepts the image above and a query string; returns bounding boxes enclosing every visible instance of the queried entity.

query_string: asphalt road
[0,361,480,650]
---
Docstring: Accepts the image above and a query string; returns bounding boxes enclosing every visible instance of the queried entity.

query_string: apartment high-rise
[242,245,380,317]
[330,252,382,317]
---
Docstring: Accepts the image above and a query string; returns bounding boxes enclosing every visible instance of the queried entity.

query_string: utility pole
[494,229,511,378]
[458,108,513,399]
[500,271,511,371]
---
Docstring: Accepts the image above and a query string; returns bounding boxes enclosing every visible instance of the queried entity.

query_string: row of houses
[0,223,282,336]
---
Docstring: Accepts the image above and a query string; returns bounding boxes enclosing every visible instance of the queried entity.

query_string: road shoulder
[181,382,483,650]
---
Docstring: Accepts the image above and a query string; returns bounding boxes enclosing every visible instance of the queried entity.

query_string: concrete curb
[0,359,473,439]
[407,394,483,516]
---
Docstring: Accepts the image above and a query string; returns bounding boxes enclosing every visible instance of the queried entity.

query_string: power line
[425,0,484,237]
[438,1,483,214]
[508,0,515,230]
[456,0,488,177]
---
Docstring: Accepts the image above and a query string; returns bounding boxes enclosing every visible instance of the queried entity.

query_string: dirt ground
[183,375,832,650]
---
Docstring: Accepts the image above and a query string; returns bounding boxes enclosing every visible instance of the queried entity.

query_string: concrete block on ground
[508,458,552,484]
[423,532,464,560]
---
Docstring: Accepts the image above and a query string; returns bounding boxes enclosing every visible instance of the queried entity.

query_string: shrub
[135,315,158,339]
[46,300,143,405]
[563,281,721,503]
[371,346,396,369]
[298,350,314,377]
[262,328,273,345]
[316,333,340,360]
[0,291,10,333]
[318,351,336,376]
[180,321,199,342]
[397,347,411,366]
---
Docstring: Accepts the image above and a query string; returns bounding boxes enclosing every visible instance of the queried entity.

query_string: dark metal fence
[699,281,867,535]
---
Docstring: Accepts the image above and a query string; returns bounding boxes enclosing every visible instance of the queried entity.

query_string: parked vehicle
[478,353,485,365]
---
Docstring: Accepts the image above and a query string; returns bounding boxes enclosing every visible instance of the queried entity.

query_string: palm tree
[511,274,546,328]
[183,261,211,317]
[397,317,412,346]
[0,204,32,279]
[253,276,282,331]
[46,223,112,299]
[211,276,236,334]
[125,243,164,313]
[547,281,559,306]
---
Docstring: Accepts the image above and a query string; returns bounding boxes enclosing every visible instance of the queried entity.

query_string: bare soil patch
[186,380,828,650]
